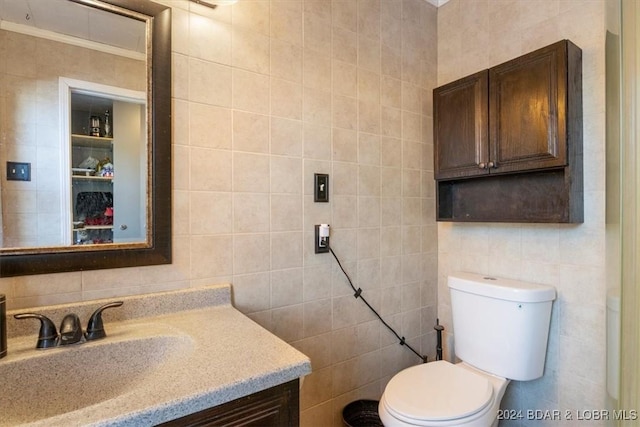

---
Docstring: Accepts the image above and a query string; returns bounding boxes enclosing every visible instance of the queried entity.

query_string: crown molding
[425,0,450,6]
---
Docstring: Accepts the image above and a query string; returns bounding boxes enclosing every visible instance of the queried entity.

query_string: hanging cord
[434,318,444,361]
[328,246,428,364]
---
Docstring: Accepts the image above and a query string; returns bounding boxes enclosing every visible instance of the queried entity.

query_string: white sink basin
[0,333,192,425]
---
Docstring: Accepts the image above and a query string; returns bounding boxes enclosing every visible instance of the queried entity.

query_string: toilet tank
[448,272,556,381]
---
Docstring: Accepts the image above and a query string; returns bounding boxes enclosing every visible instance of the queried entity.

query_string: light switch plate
[314,173,329,202]
[6,161,31,181]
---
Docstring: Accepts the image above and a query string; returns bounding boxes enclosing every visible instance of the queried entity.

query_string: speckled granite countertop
[1,285,311,426]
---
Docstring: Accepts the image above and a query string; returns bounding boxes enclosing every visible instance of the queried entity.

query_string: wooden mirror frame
[0,0,171,277]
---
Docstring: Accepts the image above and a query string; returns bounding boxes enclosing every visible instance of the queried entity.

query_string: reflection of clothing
[76,192,113,218]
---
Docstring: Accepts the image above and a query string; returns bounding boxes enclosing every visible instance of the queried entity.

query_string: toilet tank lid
[448,272,556,303]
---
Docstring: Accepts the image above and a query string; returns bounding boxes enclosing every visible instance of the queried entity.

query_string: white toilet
[379,272,556,427]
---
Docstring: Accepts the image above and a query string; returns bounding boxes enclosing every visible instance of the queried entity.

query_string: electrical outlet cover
[314,224,329,253]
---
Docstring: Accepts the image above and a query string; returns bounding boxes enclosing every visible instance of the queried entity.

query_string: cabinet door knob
[478,162,487,169]
[488,161,497,169]
[120,224,128,230]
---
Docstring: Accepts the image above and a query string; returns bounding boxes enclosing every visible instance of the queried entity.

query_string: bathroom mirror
[0,0,171,277]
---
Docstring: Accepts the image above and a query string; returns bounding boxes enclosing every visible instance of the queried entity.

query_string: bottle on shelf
[104,110,111,138]
[90,115,101,137]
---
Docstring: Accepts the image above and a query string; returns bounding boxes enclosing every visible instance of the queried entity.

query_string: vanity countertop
[1,285,311,426]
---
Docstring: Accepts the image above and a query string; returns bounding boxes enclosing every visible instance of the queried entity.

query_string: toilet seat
[382,361,494,425]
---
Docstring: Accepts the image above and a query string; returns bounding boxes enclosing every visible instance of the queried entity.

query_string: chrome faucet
[14,301,123,349]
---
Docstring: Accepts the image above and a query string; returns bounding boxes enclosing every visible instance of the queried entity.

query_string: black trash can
[342,399,384,427]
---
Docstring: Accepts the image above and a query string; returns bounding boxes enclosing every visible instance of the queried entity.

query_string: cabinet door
[157,380,299,427]
[433,70,489,180]
[489,41,568,173]
[112,100,146,242]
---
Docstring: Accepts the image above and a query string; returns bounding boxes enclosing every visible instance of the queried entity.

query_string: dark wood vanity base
[158,379,300,427]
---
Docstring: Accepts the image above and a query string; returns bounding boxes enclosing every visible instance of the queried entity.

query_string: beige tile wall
[1,0,438,425]
[437,0,607,424]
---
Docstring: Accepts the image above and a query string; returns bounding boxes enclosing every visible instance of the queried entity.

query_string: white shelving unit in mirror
[60,78,147,246]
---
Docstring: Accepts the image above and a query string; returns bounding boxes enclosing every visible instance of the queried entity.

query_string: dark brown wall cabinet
[433,40,583,223]
[157,379,299,427]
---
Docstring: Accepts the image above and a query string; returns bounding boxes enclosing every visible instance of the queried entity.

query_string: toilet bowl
[379,361,509,427]
[379,273,556,427]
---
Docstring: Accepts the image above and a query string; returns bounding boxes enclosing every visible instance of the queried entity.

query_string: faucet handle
[85,301,123,341]
[13,313,58,349]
